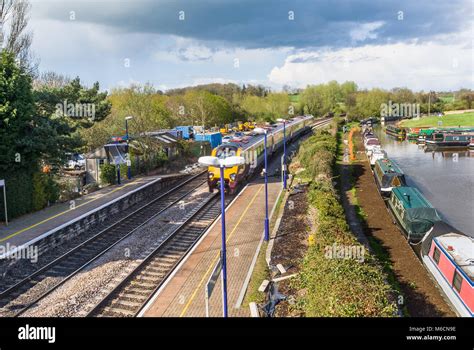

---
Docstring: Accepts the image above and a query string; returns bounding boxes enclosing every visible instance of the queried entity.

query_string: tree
[183,90,232,127]
[0,50,38,172]
[459,89,474,109]
[352,89,390,118]
[82,85,172,151]
[0,0,37,74]
[300,85,324,116]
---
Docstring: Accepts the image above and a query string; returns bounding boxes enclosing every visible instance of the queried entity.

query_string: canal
[374,125,473,236]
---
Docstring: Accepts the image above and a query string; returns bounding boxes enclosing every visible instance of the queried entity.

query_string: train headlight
[229,173,236,181]
[208,172,214,179]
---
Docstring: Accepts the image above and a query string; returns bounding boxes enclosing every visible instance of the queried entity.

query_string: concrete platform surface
[142,178,283,317]
[0,175,167,250]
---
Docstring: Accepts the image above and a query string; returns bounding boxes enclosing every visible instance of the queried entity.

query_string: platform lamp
[277,118,287,190]
[125,116,133,180]
[253,127,270,242]
[198,155,245,318]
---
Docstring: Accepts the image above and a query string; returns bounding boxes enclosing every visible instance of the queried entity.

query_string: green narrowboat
[417,129,436,144]
[425,132,471,149]
[385,125,406,140]
[373,158,406,195]
[388,186,442,242]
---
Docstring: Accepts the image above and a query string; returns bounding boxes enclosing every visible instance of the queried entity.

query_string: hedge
[0,170,60,221]
[290,127,397,316]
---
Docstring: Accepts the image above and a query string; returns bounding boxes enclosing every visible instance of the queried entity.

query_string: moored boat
[364,137,380,152]
[385,125,406,140]
[369,148,387,166]
[388,186,442,242]
[420,222,473,317]
[417,129,436,144]
[373,158,405,195]
[425,132,471,149]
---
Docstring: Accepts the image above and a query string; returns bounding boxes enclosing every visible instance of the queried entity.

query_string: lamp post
[198,155,245,317]
[277,118,287,190]
[125,116,133,180]
[254,127,270,241]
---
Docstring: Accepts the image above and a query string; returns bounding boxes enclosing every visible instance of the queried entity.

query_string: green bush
[0,170,34,220]
[290,126,397,317]
[100,163,117,185]
[32,173,48,211]
[31,173,60,211]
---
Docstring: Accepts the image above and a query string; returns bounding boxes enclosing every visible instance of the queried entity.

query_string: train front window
[216,147,237,159]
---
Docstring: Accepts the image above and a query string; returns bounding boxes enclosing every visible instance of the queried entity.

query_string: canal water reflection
[374,125,473,236]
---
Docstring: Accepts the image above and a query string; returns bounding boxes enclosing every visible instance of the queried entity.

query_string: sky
[26,0,473,92]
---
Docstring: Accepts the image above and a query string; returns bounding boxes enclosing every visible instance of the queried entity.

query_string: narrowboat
[388,186,442,242]
[373,158,406,195]
[364,137,380,152]
[369,148,387,166]
[417,129,436,144]
[407,128,422,140]
[385,125,406,140]
[425,132,471,149]
[420,222,473,317]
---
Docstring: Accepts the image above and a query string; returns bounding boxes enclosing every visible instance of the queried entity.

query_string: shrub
[100,163,117,185]
[290,125,397,317]
[0,170,34,220]
[32,173,48,211]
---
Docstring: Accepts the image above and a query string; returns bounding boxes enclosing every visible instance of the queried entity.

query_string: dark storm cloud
[33,0,469,48]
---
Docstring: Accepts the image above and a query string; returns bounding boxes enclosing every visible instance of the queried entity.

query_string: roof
[392,186,434,209]
[85,147,107,159]
[143,131,178,144]
[242,115,314,151]
[376,158,404,174]
[435,233,474,281]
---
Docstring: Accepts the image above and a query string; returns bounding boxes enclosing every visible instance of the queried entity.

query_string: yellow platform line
[179,184,263,317]
[0,182,136,243]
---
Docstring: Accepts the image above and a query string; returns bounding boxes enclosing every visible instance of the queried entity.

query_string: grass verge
[400,112,474,128]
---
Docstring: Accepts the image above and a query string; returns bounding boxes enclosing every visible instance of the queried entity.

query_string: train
[207,115,317,194]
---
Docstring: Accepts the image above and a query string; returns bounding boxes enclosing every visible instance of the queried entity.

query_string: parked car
[65,153,86,170]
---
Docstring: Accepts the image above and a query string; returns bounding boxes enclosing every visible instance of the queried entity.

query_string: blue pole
[283,121,287,190]
[125,119,132,180]
[117,164,121,185]
[219,165,228,317]
[264,132,270,241]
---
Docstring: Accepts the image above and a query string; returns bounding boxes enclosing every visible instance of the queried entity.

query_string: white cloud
[349,21,385,43]
[268,33,472,91]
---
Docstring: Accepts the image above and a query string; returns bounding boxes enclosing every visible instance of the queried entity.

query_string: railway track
[0,171,207,317]
[86,194,228,317]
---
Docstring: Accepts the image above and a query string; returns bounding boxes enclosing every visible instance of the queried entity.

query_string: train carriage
[207,116,316,193]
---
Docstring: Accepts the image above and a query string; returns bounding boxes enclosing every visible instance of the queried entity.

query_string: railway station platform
[0,174,180,253]
[141,177,283,317]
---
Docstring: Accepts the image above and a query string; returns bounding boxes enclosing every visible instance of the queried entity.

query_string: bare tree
[0,0,37,75]
[33,71,71,89]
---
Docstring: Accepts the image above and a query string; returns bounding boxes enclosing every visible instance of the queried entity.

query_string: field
[400,112,474,128]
